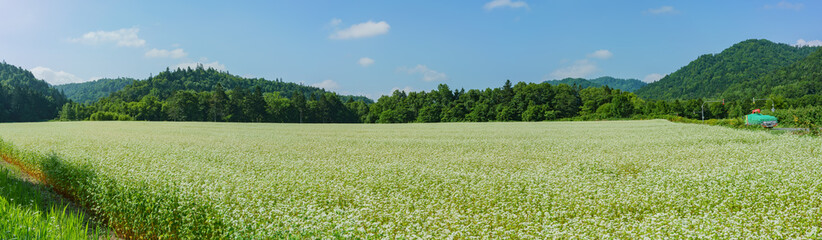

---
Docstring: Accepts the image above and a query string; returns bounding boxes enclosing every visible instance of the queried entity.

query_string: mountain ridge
[635,39,820,100]
[544,76,646,92]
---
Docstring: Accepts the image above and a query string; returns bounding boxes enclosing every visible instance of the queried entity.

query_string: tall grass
[0,164,107,239]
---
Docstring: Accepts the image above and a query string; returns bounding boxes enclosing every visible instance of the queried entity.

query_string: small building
[745,109,778,128]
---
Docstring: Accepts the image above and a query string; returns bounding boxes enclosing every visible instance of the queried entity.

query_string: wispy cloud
[29,66,93,85]
[764,1,804,10]
[329,20,390,40]
[794,39,822,47]
[587,49,613,60]
[358,57,375,67]
[484,0,528,10]
[549,49,614,79]
[399,65,447,82]
[69,27,146,47]
[311,79,340,91]
[145,48,188,59]
[329,18,342,27]
[172,61,226,71]
[645,6,677,15]
[549,59,598,79]
[642,73,665,83]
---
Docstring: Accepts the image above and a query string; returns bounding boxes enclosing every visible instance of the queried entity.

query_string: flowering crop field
[0,120,821,238]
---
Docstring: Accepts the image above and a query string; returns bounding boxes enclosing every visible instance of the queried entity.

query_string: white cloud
[549,59,598,79]
[29,66,88,85]
[69,27,146,47]
[765,1,804,10]
[399,65,447,82]
[646,6,676,15]
[329,20,390,39]
[358,57,375,67]
[587,49,613,60]
[484,0,528,10]
[329,18,342,27]
[172,61,226,71]
[642,73,665,83]
[311,79,340,91]
[145,48,188,58]
[794,39,822,47]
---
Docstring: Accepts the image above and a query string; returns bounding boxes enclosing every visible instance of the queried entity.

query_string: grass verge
[0,160,108,239]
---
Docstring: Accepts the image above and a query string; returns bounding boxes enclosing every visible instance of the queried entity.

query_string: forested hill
[544,78,598,89]
[106,65,371,103]
[635,39,819,100]
[0,62,67,122]
[725,47,822,99]
[55,77,137,104]
[544,77,646,92]
[57,66,373,123]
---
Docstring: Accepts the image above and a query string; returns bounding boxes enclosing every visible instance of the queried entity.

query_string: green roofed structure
[745,109,778,128]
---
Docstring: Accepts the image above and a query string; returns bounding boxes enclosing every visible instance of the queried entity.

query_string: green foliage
[636,39,819,100]
[0,61,68,122]
[11,39,822,124]
[108,65,369,103]
[544,76,647,92]
[544,78,600,89]
[0,162,107,239]
[730,47,822,99]
[57,67,367,123]
[588,77,647,92]
[89,111,132,121]
[53,77,136,104]
[769,106,822,135]
[368,82,585,123]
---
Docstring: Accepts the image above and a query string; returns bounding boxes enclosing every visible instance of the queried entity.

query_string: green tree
[210,84,228,121]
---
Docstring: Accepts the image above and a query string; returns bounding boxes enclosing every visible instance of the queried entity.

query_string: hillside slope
[0,62,67,122]
[726,47,822,99]
[635,39,819,100]
[106,66,371,103]
[589,77,646,92]
[544,76,646,92]
[55,77,137,104]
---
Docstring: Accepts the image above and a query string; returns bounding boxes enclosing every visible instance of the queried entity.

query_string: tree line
[58,77,822,124]
[60,84,365,123]
[4,59,822,124]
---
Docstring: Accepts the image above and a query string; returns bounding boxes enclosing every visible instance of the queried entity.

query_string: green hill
[725,47,822,99]
[544,76,646,92]
[106,65,371,103]
[589,77,646,92]
[635,39,819,100]
[0,61,68,122]
[55,77,137,104]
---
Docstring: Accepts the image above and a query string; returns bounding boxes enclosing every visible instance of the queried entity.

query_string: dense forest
[544,76,646,92]
[55,77,137,103]
[58,66,368,123]
[3,39,822,124]
[0,62,67,122]
[636,39,820,100]
[104,65,371,103]
[725,47,822,99]
[360,80,822,123]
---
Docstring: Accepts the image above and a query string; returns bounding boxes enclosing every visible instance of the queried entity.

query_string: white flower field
[0,120,820,238]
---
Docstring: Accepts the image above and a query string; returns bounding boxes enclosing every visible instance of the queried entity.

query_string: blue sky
[1,0,820,99]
